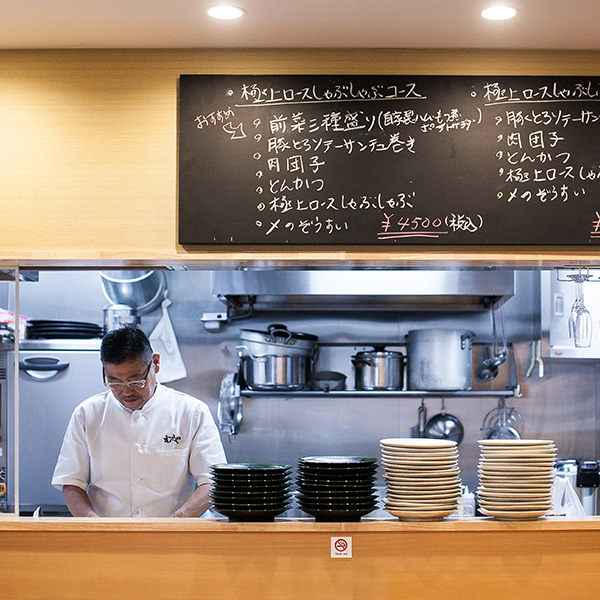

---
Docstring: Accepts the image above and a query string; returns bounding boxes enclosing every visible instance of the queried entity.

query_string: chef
[52,324,226,517]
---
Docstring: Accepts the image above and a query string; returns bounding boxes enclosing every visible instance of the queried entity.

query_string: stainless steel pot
[352,348,405,391]
[100,270,166,315]
[103,304,140,333]
[241,354,311,391]
[237,324,318,391]
[407,329,475,391]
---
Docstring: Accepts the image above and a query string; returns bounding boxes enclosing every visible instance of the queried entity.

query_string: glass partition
[0,268,20,516]
[4,266,598,518]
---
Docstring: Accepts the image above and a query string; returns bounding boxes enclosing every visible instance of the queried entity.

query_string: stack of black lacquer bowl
[296,456,379,521]
[210,463,292,521]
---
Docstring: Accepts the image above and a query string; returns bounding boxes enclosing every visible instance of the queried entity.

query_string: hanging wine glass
[567,271,592,348]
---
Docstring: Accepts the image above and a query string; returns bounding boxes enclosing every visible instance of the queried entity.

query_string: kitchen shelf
[218,341,520,435]
[240,388,518,398]
[238,341,520,399]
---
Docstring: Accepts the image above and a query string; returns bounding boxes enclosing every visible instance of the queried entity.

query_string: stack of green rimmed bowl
[210,463,292,521]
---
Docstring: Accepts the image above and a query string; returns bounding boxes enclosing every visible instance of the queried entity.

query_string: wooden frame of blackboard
[178,74,600,246]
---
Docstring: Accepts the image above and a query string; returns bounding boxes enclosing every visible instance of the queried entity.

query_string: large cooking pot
[352,347,405,391]
[100,270,166,315]
[237,324,318,391]
[407,329,475,391]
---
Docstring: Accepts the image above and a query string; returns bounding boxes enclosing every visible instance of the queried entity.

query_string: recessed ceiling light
[206,5,245,20]
[481,5,518,20]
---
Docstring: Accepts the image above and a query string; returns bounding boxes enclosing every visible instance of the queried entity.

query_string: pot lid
[240,323,318,349]
[353,347,404,358]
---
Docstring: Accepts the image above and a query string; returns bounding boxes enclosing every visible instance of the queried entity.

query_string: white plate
[478,465,554,474]
[477,493,551,503]
[385,473,461,482]
[478,495,552,504]
[386,476,461,484]
[386,508,456,521]
[480,457,556,464]
[381,448,459,457]
[479,483,553,492]
[478,503,553,513]
[382,462,458,471]
[479,462,555,469]
[386,484,462,493]
[478,439,555,446]
[477,487,552,498]
[479,507,551,520]
[387,487,461,495]
[478,481,553,488]
[381,438,458,449]
[478,469,554,477]
[478,471,554,479]
[387,489,462,499]
[384,500,458,510]
[479,449,557,457]
[385,466,460,474]
[382,456,458,465]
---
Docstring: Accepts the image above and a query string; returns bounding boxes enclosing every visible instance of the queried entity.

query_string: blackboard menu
[178,75,600,245]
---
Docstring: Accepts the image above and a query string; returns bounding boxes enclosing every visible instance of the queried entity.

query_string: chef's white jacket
[52,383,226,517]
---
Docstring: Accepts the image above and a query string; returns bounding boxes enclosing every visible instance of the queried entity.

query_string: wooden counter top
[2,514,600,532]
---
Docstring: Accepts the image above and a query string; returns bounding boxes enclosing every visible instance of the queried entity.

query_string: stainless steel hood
[208,269,515,317]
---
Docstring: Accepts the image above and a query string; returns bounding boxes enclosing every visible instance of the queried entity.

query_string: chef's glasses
[103,361,152,391]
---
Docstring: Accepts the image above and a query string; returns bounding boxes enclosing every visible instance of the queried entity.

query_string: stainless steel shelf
[240,388,518,398]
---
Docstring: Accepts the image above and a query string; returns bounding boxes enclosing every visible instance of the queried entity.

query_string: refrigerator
[6,340,103,514]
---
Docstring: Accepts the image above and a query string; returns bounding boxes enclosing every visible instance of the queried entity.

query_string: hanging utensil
[481,397,523,439]
[217,372,243,436]
[410,399,427,438]
[423,399,464,445]
[476,301,508,381]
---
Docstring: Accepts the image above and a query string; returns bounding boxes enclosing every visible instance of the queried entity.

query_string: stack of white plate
[380,438,462,521]
[477,439,557,520]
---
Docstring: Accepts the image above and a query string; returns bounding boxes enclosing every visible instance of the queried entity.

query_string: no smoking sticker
[331,536,352,558]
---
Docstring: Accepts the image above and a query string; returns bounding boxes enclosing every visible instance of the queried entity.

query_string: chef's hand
[63,485,99,518]
[169,483,210,517]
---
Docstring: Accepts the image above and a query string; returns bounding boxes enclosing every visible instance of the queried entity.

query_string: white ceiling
[2,0,600,50]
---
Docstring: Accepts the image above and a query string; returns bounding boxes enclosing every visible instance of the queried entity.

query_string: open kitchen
[2,42,600,599]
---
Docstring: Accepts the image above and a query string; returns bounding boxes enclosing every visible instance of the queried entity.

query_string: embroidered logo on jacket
[163,434,182,444]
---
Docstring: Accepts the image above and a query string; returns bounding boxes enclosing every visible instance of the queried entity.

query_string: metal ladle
[476,301,508,381]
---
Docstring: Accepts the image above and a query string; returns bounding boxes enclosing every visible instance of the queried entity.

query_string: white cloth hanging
[149,298,187,383]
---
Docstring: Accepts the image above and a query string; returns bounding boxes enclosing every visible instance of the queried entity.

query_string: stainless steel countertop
[8,339,102,351]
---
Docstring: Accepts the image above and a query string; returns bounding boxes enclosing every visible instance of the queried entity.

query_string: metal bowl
[310,371,347,392]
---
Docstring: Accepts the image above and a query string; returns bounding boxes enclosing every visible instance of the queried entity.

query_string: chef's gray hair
[100,324,154,366]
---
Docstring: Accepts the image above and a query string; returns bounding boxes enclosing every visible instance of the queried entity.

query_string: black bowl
[298,456,377,467]
[298,506,377,522]
[211,507,290,522]
[295,479,376,492]
[296,473,377,486]
[211,463,292,474]
[297,492,379,504]
[210,492,292,504]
